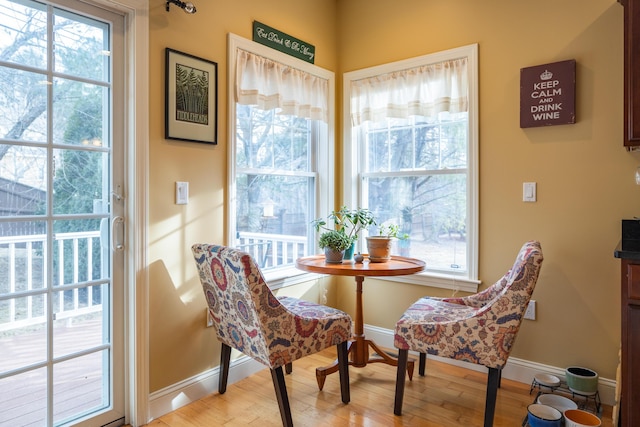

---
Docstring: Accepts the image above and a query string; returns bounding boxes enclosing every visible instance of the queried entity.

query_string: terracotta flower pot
[366,236,392,263]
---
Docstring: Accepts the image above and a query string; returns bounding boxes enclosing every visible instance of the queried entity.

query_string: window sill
[264,265,479,293]
[380,272,480,293]
[263,266,325,291]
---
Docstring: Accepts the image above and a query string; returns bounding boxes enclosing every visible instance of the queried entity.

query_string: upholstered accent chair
[393,240,543,427]
[191,244,352,427]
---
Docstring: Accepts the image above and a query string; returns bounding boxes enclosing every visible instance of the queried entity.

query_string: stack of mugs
[527,402,601,427]
[527,366,601,427]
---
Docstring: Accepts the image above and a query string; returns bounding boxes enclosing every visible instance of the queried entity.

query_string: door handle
[112,216,124,252]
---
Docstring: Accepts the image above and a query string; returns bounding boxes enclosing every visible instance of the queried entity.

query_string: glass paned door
[0,1,125,426]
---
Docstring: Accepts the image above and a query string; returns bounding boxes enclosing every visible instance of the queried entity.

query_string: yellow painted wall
[335,0,634,382]
[147,0,338,392]
[148,0,638,392]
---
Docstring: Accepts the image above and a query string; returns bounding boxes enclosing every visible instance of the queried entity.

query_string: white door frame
[91,1,150,425]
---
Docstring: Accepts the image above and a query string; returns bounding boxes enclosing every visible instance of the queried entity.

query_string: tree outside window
[345,44,478,283]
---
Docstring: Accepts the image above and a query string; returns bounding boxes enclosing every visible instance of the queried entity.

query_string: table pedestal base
[293,259,426,392]
[316,338,415,390]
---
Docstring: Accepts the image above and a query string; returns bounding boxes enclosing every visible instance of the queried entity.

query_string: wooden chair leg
[394,349,409,416]
[271,367,293,427]
[419,352,426,376]
[484,367,501,427]
[337,341,350,404]
[219,343,231,394]
[285,362,292,374]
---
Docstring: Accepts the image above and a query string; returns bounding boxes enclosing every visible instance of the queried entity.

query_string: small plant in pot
[366,223,409,263]
[318,230,352,263]
[313,206,376,260]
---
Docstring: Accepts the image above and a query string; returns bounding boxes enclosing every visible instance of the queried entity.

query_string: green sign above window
[252,21,315,64]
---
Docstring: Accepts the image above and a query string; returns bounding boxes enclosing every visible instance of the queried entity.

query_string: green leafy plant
[313,206,376,242]
[318,229,353,251]
[336,206,376,241]
[377,223,409,240]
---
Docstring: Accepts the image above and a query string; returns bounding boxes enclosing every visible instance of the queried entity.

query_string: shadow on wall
[148,258,217,392]
[148,252,333,392]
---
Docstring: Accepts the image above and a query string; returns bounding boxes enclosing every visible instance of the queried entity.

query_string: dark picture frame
[165,48,218,144]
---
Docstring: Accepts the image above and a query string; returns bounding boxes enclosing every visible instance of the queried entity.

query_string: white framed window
[227,34,335,286]
[343,44,479,292]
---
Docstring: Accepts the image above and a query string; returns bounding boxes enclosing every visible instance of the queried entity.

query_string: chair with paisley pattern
[393,240,543,427]
[191,244,352,427]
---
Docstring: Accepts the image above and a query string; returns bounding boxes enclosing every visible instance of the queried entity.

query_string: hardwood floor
[144,348,613,427]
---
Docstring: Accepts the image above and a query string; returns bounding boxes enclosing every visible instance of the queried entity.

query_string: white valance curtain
[350,57,468,126]
[235,48,329,122]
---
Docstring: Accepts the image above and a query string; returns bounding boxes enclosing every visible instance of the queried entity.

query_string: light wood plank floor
[143,348,613,427]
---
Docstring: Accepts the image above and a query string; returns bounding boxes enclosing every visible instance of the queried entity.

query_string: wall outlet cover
[524,300,536,320]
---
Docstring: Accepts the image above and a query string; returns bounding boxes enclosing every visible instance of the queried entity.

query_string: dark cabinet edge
[615,241,640,259]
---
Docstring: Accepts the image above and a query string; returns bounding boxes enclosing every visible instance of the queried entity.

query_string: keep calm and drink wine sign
[520,59,576,128]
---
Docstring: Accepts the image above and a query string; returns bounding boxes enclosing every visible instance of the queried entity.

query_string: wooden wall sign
[252,21,315,64]
[520,59,576,128]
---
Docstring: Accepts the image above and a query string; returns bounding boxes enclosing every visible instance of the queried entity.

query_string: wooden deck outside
[0,316,105,427]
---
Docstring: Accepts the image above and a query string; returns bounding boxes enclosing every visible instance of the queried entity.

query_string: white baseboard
[148,352,266,420]
[148,324,616,421]
[363,324,617,407]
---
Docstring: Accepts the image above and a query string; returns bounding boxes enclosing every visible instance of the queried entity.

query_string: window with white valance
[235,48,329,122]
[343,44,479,292]
[228,34,335,286]
[350,57,468,125]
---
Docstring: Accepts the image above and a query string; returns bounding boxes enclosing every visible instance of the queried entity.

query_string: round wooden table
[295,254,426,390]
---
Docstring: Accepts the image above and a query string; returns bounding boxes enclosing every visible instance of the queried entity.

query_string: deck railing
[1,231,309,332]
[236,232,308,268]
[0,231,103,332]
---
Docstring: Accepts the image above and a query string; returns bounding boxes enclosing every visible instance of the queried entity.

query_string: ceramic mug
[565,366,599,394]
[527,404,562,427]
[563,409,602,427]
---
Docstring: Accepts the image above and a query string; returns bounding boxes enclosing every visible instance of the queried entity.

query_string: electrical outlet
[205,308,214,327]
[524,300,536,320]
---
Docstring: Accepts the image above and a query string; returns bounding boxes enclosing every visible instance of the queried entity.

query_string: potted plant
[318,229,352,263]
[366,223,408,263]
[314,206,376,260]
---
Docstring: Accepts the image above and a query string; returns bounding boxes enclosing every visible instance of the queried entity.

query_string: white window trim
[342,44,479,292]
[227,33,336,287]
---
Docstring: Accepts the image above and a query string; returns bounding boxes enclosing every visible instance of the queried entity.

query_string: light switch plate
[523,182,536,202]
[176,181,189,205]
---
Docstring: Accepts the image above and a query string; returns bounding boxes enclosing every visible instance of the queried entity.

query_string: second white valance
[350,57,468,125]
[236,49,329,122]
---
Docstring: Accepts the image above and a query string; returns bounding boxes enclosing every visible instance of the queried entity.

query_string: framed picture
[165,48,218,144]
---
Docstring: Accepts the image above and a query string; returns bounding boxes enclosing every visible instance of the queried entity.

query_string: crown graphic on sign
[540,70,553,80]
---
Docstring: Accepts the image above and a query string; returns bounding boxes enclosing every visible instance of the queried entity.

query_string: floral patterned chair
[191,244,352,427]
[393,240,543,427]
